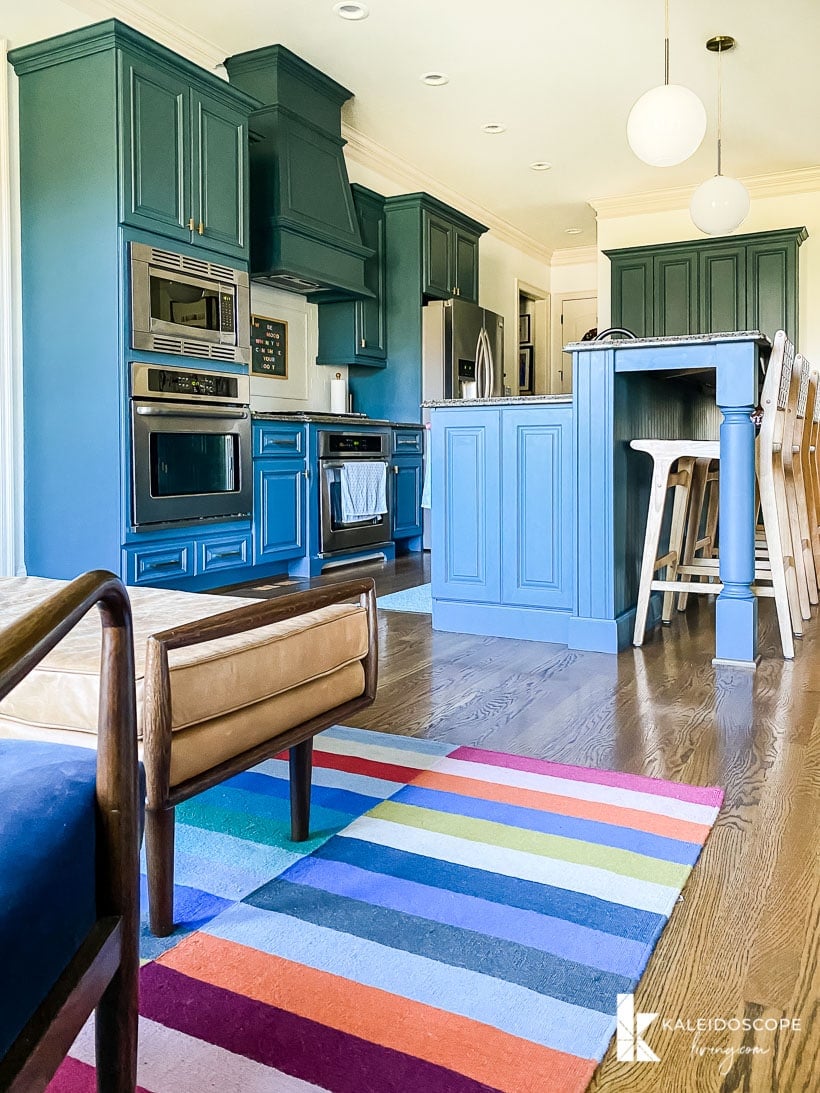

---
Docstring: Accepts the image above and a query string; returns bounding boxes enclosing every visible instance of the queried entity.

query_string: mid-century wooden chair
[631,330,801,657]
[0,571,141,1093]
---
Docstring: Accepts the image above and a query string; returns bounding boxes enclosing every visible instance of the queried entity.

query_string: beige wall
[596,189,820,361]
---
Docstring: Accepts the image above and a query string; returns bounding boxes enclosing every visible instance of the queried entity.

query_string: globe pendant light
[627,0,707,167]
[690,36,750,235]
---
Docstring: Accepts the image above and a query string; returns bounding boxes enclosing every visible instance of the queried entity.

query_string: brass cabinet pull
[360,338,366,348]
[198,221,205,235]
[392,465,399,475]
[187,217,195,231]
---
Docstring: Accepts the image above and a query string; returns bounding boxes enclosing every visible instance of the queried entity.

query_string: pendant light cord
[664,0,670,84]
[716,43,723,175]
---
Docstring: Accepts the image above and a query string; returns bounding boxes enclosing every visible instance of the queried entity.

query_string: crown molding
[64,0,226,72]
[550,245,598,267]
[342,124,553,265]
[591,165,820,219]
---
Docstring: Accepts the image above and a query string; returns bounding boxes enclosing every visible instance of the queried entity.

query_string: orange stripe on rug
[158,930,596,1093]
[411,769,711,844]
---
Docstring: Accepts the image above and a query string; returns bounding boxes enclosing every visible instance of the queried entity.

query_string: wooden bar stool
[631,330,800,658]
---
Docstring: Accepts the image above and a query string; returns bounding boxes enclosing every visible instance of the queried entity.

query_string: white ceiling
[6,0,820,253]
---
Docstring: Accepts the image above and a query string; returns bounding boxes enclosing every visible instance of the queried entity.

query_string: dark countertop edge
[251,411,423,428]
[423,396,573,407]
[564,330,771,352]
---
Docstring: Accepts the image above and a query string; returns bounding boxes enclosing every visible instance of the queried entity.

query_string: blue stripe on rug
[245,878,632,1012]
[226,770,381,817]
[322,724,453,755]
[250,758,406,799]
[313,835,664,943]
[392,784,702,865]
[204,901,615,1059]
[282,853,649,979]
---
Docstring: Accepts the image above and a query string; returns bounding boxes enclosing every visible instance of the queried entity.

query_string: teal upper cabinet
[347,193,487,423]
[423,206,481,303]
[607,227,807,343]
[119,45,254,261]
[316,185,387,367]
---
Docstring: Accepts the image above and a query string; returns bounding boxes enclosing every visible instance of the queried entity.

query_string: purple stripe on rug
[139,961,504,1093]
[449,747,724,807]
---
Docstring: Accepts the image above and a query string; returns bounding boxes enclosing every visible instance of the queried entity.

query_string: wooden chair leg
[661,458,694,623]
[634,457,674,647]
[94,946,139,1093]
[289,738,313,843]
[145,806,175,938]
[677,459,708,612]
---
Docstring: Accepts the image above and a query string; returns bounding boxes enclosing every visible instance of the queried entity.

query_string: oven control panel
[320,432,386,457]
[131,362,250,405]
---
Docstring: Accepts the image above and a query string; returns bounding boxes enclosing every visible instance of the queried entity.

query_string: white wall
[596,190,820,361]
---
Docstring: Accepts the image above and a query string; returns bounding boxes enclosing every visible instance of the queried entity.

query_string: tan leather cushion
[0,577,368,742]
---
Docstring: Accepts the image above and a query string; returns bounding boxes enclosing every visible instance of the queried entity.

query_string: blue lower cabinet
[501,411,574,609]
[253,460,307,564]
[432,410,501,603]
[126,541,195,585]
[392,457,423,540]
[431,404,574,640]
[198,531,252,574]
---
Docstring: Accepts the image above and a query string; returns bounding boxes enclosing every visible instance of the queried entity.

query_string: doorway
[515,280,549,396]
[550,293,597,394]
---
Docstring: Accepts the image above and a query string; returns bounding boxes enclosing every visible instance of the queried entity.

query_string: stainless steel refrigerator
[422,298,505,402]
[421,298,505,545]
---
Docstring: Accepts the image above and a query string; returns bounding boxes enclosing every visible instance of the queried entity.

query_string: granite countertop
[251,411,423,428]
[564,330,771,352]
[423,395,572,407]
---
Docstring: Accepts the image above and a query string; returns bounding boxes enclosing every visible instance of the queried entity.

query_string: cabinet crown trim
[603,226,808,261]
[9,19,260,113]
[384,192,488,237]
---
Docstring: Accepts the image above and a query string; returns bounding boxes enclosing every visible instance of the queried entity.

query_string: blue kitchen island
[427,331,770,666]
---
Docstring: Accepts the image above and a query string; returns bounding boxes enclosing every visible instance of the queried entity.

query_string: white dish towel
[340,461,387,522]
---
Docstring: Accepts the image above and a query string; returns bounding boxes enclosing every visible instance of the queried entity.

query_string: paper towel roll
[330,373,347,415]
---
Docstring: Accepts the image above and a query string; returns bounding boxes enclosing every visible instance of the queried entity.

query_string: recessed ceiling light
[333,1,369,20]
[565,228,583,235]
[481,123,506,135]
[529,161,552,171]
[421,72,449,86]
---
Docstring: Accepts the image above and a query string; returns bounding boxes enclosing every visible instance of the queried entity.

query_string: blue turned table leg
[715,401,758,666]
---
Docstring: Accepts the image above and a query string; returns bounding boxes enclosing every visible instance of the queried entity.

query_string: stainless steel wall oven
[318,431,392,556]
[130,364,251,530]
[130,243,251,365]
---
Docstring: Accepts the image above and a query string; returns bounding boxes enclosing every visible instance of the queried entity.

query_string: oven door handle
[135,406,249,420]
[321,459,389,470]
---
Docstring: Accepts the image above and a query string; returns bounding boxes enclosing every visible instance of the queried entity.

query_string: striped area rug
[50,726,723,1093]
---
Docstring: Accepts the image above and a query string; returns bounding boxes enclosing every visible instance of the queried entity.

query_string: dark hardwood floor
[224,553,819,1092]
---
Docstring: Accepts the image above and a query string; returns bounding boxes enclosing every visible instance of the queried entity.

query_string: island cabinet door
[501,410,574,609]
[431,411,501,602]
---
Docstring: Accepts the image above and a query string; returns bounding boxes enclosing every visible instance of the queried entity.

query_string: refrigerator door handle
[474,328,485,399]
[481,328,494,398]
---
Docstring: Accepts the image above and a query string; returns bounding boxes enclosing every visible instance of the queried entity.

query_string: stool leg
[660,457,694,618]
[290,738,313,842]
[146,806,175,938]
[634,456,674,647]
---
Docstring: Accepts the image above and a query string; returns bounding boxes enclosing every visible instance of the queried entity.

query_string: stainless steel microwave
[130,242,251,365]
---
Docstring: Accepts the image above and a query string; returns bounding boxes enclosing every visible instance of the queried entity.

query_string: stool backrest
[759,330,795,454]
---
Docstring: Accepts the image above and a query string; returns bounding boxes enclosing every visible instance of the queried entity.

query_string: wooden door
[453,229,479,303]
[423,212,453,299]
[192,91,247,260]
[119,54,190,240]
[654,250,698,335]
[392,458,423,539]
[746,239,799,343]
[699,245,746,333]
[253,461,306,563]
[354,190,387,360]
[611,255,653,337]
[558,296,597,393]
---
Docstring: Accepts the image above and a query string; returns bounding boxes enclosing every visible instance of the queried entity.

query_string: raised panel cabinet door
[501,410,574,609]
[453,230,479,303]
[699,246,746,333]
[654,250,698,336]
[423,212,454,299]
[611,256,653,337]
[192,91,248,260]
[431,410,501,602]
[746,239,798,343]
[119,54,190,239]
[253,461,307,563]
[355,192,387,360]
[392,458,423,539]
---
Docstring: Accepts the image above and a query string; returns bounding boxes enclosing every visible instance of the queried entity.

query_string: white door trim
[0,44,23,577]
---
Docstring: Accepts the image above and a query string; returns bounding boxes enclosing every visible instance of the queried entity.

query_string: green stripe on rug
[368,799,690,888]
